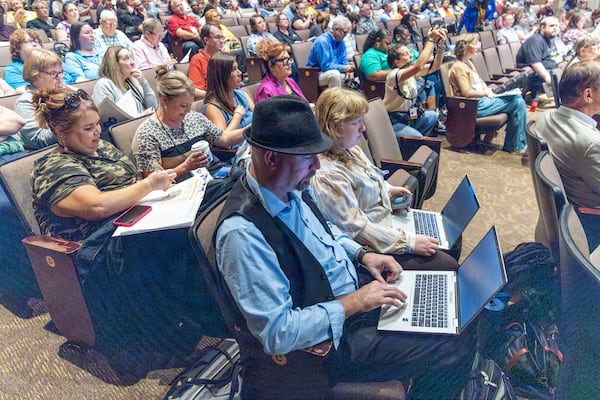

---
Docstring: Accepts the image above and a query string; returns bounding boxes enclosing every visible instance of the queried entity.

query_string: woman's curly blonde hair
[315,87,368,163]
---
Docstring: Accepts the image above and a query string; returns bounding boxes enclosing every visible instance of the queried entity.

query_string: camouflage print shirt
[31,140,138,242]
[133,111,223,174]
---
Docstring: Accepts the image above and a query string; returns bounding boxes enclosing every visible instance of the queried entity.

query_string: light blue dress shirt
[216,169,361,355]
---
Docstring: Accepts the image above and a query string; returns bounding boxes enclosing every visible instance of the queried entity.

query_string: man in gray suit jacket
[537,61,600,247]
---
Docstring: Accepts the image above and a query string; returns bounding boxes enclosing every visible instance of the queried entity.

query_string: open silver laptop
[391,175,479,250]
[378,226,506,335]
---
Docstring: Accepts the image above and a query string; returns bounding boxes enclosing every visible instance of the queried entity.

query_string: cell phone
[113,204,152,227]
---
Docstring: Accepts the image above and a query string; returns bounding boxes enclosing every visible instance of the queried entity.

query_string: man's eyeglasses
[62,89,90,110]
[211,35,225,40]
[271,56,293,65]
[336,27,350,36]
[40,69,64,79]
[102,20,117,26]
[23,39,41,45]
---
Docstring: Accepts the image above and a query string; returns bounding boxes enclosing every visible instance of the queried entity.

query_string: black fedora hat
[244,95,333,155]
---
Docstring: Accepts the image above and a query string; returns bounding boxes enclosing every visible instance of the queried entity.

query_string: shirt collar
[245,166,302,218]
[141,35,158,49]
[558,105,598,128]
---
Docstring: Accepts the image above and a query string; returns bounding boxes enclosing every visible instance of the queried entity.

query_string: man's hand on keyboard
[361,252,403,283]
[414,235,439,257]
[339,279,408,317]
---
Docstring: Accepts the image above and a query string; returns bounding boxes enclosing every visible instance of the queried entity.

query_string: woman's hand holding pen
[150,162,177,188]
[145,169,177,190]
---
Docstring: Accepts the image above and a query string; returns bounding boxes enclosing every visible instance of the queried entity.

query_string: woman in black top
[272,12,302,46]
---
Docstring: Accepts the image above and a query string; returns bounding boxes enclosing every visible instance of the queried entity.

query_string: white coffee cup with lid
[191,140,213,164]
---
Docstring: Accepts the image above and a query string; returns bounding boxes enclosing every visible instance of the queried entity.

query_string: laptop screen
[441,175,480,247]
[457,226,507,331]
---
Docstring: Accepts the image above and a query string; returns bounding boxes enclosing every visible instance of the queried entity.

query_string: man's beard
[295,171,316,192]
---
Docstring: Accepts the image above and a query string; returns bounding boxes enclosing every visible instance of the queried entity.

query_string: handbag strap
[169,346,242,400]
[394,70,430,107]
[504,347,530,372]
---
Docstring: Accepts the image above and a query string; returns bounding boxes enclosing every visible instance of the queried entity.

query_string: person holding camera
[383,26,446,138]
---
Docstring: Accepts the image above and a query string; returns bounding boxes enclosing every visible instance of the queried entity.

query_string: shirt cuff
[321,300,346,349]
[406,232,417,253]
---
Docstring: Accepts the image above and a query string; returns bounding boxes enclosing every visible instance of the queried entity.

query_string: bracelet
[234,111,243,116]
[356,246,375,265]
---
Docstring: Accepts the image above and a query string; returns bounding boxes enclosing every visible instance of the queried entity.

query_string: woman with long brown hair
[203,53,253,141]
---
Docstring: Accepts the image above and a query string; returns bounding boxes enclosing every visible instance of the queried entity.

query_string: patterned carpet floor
[0,110,544,399]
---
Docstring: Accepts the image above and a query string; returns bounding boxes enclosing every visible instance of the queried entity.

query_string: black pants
[329,308,477,399]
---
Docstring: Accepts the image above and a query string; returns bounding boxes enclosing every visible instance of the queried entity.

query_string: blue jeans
[389,109,438,138]
[477,95,527,152]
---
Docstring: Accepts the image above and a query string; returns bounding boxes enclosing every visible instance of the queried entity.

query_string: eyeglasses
[102,20,117,26]
[271,56,293,65]
[336,27,351,36]
[211,35,225,40]
[62,89,89,110]
[23,39,41,45]
[40,69,64,79]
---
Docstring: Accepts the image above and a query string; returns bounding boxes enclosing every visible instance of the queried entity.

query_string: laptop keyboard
[411,274,448,328]
[414,211,441,241]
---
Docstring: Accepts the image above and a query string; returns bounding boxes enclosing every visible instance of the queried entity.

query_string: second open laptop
[377,226,507,335]
[391,175,480,250]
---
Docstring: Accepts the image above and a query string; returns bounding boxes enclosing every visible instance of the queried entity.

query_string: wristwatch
[356,246,375,265]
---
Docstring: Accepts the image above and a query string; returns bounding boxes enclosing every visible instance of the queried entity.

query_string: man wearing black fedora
[214,95,476,399]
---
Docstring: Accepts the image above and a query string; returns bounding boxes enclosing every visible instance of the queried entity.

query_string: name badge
[409,106,419,120]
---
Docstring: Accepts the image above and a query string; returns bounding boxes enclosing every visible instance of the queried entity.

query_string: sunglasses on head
[62,89,90,110]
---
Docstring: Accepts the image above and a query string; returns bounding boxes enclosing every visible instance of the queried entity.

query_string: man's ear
[263,150,280,170]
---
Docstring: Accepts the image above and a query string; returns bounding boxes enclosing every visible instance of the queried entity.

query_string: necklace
[155,111,188,156]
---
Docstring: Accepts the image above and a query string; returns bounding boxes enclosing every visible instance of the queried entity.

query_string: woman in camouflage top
[30,87,176,241]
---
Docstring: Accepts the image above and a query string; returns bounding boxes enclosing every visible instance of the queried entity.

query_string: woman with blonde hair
[254,40,306,102]
[448,33,526,154]
[92,45,156,117]
[14,48,64,149]
[311,87,459,270]
[204,9,241,52]
[134,65,242,179]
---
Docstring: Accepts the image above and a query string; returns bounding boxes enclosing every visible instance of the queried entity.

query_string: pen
[152,161,176,184]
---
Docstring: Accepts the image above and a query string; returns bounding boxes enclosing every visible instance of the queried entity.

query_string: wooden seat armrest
[399,136,442,158]
[446,96,478,114]
[297,66,320,73]
[21,235,95,347]
[381,159,422,173]
[297,66,321,103]
[211,146,237,161]
[22,235,81,254]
